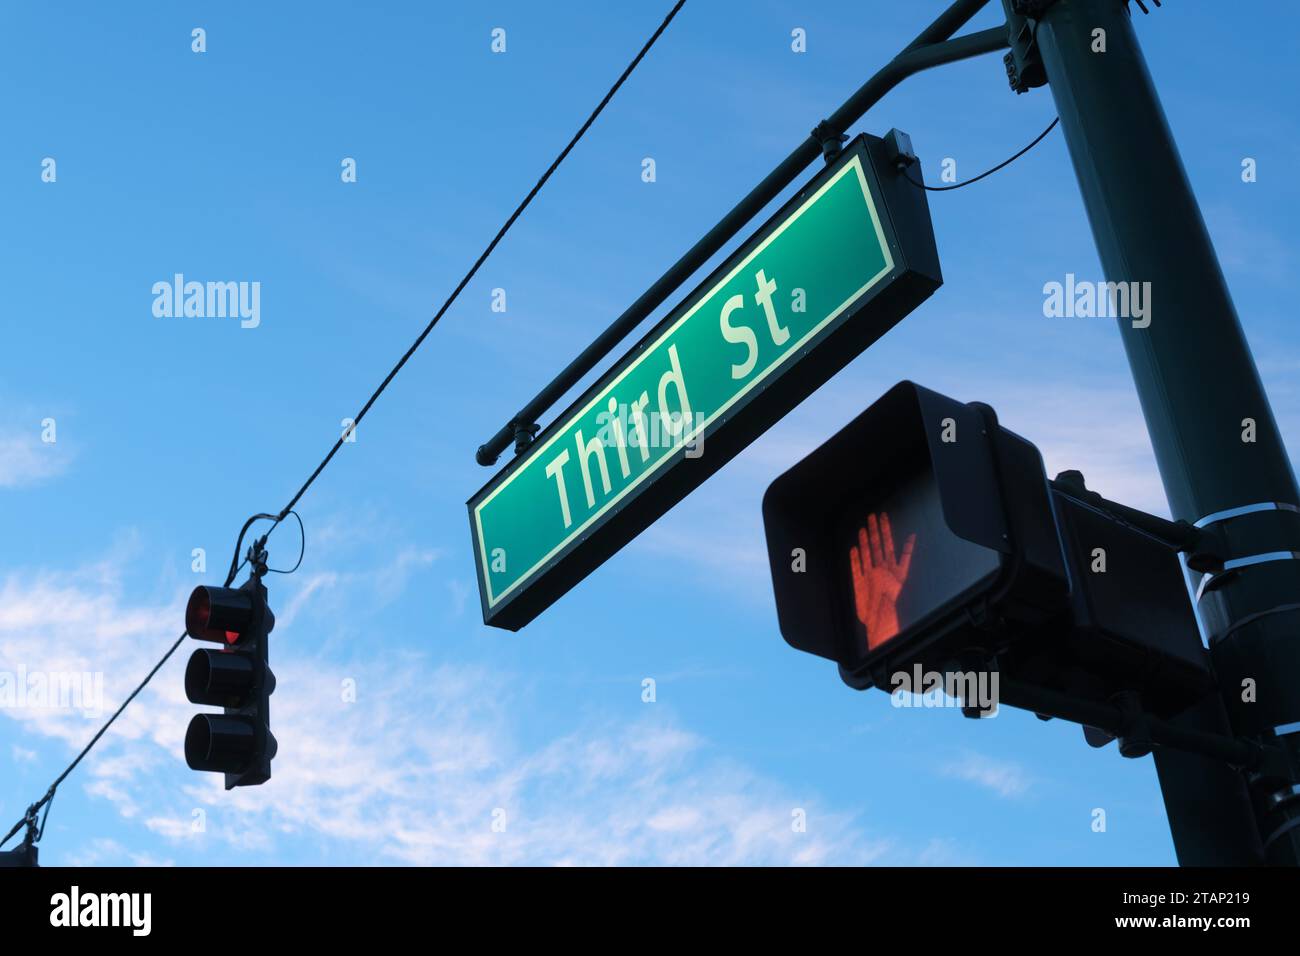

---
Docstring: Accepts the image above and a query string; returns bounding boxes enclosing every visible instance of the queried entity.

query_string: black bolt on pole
[1020,0,1300,864]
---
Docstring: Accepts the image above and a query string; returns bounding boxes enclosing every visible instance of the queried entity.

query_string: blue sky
[2,1,1297,865]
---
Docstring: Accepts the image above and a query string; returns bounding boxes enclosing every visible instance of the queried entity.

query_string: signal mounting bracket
[1050,469,1229,573]
[811,120,849,163]
[246,535,270,579]
[1004,1,1053,94]
[512,418,540,455]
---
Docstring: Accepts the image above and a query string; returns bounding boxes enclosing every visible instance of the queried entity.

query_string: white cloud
[978,380,1166,515]
[0,555,915,866]
[65,836,173,868]
[0,566,179,750]
[0,430,72,488]
[276,545,439,630]
[940,751,1034,799]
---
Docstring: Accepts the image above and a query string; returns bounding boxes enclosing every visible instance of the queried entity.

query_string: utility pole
[1018,0,1300,863]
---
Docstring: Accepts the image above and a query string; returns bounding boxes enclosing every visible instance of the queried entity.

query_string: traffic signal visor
[763,381,1064,687]
[185,585,254,644]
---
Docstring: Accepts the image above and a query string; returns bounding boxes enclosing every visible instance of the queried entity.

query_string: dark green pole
[1020,0,1300,864]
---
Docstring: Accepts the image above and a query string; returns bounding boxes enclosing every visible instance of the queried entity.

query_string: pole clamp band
[1196,551,1300,603]
[1193,501,1300,529]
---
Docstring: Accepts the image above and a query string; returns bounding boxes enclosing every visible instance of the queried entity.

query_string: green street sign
[469,132,941,630]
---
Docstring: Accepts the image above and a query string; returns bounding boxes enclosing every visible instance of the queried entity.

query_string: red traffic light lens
[185,586,254,643]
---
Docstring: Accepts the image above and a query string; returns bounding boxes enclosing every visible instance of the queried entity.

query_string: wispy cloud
[0,553,913,866]
[967,379,1166,515]
[65,837,173,868]
[0,430,72,488]
[939,751,1034,799]
[277,544,440,629]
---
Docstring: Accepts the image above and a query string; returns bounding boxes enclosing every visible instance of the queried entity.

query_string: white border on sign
[476,153,894,608]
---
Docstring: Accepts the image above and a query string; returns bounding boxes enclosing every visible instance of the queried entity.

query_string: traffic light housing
[183,576,277,788]
[762,381,1213,717]
[0,840,38,867]
[1009,487,1216,716]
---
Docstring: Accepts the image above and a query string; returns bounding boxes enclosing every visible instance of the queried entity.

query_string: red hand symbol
[849,512,916,650]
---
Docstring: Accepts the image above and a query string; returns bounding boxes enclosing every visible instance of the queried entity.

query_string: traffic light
[183,576,277,788]
[0,843,37,867]
[762,381,1213,717]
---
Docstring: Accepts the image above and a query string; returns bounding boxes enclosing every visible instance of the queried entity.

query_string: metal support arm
[998,678,1292,779]
[1051,469,1227,572]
